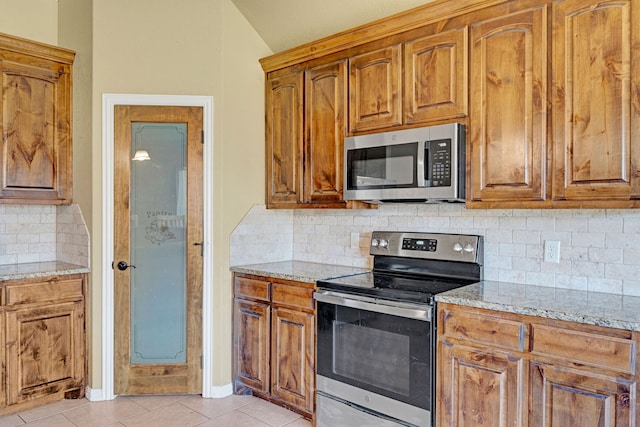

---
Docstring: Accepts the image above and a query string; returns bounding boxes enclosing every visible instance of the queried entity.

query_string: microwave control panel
[428,139,451,187]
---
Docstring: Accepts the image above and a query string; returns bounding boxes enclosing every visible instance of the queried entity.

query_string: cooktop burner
[317,231,483,304]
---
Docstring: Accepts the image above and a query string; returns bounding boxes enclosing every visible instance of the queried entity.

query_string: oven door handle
[313,290,431,321]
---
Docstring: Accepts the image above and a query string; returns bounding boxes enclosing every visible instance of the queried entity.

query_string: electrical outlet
[544,240,561,263]
[351,232,360,249]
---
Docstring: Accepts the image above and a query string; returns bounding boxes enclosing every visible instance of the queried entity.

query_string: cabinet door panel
[553,0,640,200]
[469,7,548,202]
[233,299,270,394]
[266,73,303,206]
[404,27,468,124]
[271,306,314,413]
[304,61,347,203]
[5,301,84,405]
[0,60,71,203]
[349,45,402,132]
[530,362,635,426]
[437,342,527,427]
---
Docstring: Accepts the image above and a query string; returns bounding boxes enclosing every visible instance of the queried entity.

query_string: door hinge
[201,130,204,145]
[200,355,203,369]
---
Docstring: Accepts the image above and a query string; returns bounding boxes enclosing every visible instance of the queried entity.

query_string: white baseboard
[85,387,108,401]
[207,383,233,398]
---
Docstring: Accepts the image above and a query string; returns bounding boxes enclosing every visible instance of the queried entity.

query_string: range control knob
[453,243,463,252]
[371,239,379,247]
[463,244,475,253]
[379,239,389,249]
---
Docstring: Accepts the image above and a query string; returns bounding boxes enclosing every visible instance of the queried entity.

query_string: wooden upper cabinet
[552,0,640,201]
[265,72,303,207]
[469,6,549,203]
[0,34,75,204]
[404,27,469,124]
[304,61,347,204]
[349,45,402,132]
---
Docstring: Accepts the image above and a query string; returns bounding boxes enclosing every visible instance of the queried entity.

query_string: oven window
[317,301,432,411]
[347,143,417,189]
[333,321,410,395]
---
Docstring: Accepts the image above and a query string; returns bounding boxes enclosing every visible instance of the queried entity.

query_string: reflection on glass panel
[130,123,187,364]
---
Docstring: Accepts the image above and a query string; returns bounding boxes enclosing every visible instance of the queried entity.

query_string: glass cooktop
[317,271,477,304]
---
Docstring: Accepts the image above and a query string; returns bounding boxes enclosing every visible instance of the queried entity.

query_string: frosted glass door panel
[130,123,187,364]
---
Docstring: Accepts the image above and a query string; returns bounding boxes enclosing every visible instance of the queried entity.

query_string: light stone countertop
[0,261,90,281]
[230,260,370,284]
[436,280,640,332]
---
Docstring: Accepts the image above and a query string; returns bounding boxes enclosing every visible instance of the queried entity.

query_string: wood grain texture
[404,27,469,124]
[5,300,84,405]
[437,303,640,426]
[233,298,271,394]
[0,33,74,204]
[113,105,203,395]
[469,5,549,202]
[349,45,402,132]
[266,72,304,207]
[304,60,347,204]
[232,274,315,418]
[271,306,314,413]
[552,0,640,200]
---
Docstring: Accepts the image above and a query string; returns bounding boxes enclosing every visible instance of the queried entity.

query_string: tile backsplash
[0,204,89,267]
[230,203,640,296]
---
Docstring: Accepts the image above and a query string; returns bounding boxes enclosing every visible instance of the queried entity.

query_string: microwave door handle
[417,140,427,187]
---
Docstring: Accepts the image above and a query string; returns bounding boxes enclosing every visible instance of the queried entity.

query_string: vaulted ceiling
[230,0,435,53]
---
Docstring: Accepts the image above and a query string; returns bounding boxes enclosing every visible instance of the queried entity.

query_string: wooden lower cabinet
[0,273,86,414]
[437,303,639,426]
[233,273,315,418]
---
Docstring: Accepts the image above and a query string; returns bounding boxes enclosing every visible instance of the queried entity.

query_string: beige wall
[0,0,58,44]
[91,0,270,388]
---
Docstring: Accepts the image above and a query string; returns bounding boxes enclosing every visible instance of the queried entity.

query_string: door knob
[116,261,136,271]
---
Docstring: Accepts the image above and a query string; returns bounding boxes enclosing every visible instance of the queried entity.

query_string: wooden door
[266,72,303,207]
[5,301,84,405]
[233,298,270,394]
[552,0,640,201]
[469,6,549,202]
[271,306,314,413]
[404,27,469,124]
[114,105,203,395]
[530,362,635,426]
[349,45,402,132]
[304,60,347,204]
[437,342,527,427]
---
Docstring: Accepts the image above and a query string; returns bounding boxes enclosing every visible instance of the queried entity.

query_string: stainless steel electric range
[314,231,483,427]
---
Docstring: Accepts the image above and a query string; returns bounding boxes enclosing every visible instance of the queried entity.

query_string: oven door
[314,290,433,427]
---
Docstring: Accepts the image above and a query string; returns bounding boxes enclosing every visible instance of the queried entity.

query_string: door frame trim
[101,94,214,399]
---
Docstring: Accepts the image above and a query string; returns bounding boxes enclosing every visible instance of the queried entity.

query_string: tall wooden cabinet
[437,303,639,426]
[233,274,315,418]
[468,6,549,203]
[0,33,75,205]
[304,61,348,205]
[0,273,86,414]
[552,0,640,202]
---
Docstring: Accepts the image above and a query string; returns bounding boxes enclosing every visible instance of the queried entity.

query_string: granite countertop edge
[0,261,90,281]
[230,260,370,284]
[435,281,640,332]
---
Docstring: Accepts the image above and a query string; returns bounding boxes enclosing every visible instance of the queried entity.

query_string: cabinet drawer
[531,324,635,374]
[234,276,270,301]
[5,277,84,306]
[442,307,526,351]
[271,283,314,310]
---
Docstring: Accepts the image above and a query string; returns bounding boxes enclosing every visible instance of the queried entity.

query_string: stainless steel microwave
[344,123,466,203]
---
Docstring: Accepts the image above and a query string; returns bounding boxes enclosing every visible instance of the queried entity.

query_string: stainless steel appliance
[343,123,465,203]
[314,231,483,427]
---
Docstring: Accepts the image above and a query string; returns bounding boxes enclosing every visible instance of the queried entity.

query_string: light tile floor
[0,395,312,427]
